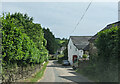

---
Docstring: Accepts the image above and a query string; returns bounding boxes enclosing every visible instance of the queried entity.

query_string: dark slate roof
[83,44,89,51]
[89,21,120,42]
[70,36,92,50]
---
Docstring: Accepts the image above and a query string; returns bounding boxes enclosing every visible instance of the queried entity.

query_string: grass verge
[24,61,49,82]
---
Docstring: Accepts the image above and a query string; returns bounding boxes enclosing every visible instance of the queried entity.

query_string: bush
[82,54,88,58]
[2,13,48,66]
[94,25,118,82]
[78,24,119,82]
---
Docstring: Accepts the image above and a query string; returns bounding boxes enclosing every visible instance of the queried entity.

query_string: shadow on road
[59,75,93,83]
[47,60,93,83]
[67,68,74,71]
[58,70,93,82]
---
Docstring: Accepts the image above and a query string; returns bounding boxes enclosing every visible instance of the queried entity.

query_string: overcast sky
[2,1,118,38]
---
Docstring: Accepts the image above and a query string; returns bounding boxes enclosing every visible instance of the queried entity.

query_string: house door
[73,55,77,63]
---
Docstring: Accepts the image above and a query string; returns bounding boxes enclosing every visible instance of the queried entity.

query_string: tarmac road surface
[38,60,92,83]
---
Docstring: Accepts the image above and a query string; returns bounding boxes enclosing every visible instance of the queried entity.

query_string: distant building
[57,46,66,54]
[68,36,92,65]
[54,46,66,58]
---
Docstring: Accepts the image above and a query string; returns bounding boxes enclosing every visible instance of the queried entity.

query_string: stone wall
[2,64,42,82]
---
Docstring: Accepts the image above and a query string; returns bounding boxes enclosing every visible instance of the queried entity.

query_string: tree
[10,12,47,50]
[2,12,48,66]
[43,28,58,54]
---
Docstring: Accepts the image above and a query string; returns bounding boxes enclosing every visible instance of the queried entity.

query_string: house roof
[70,36,92,50]
[89,21,120,42]
[83,44,89,51]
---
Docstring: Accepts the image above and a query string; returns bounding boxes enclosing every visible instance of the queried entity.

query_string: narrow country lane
[38,60,92,82]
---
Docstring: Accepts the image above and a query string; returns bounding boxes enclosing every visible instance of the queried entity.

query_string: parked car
[62,60,70,66]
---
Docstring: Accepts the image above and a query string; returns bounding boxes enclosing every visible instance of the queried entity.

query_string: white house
[68,36,91,65]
